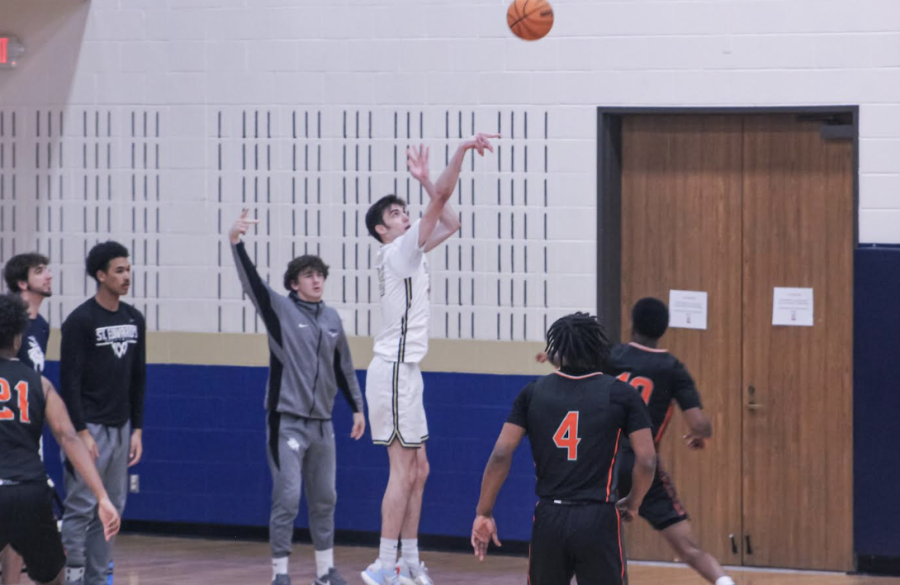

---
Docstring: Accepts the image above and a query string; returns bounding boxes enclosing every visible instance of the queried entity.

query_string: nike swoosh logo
[298,324,309,328]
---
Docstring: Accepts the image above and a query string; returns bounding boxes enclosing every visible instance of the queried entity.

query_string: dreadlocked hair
[544,312,611,376]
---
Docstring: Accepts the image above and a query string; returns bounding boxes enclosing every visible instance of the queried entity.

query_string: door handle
[747,385,764,411]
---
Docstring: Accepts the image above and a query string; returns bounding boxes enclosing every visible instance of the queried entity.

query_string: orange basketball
[507,0,554,41]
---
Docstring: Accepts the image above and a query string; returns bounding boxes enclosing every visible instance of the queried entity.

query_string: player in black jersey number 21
[0,294,120,585]
[471,313,658,585]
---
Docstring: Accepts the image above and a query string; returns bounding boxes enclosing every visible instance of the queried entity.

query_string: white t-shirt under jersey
[374,220,431,363]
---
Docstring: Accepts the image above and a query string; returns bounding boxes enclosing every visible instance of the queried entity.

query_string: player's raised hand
[407,144,430,184]
[229,208,260,244]
[462,133,501,156]
[471,515,502,561]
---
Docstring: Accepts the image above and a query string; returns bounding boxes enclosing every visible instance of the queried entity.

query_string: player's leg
[571,504,624,585]
[660,520,733,584]
[528,503,573,585]
[267,414,307,585]
[10,485,66,585]
[396,363,430,585]
[643,466,735,585]
[1,546,24,584]
[362,359,414,585]
[84,424,128,585]
[303,420,343,585]
[362,439,416,585]
[61,424,108,585]
[397,445,430,585]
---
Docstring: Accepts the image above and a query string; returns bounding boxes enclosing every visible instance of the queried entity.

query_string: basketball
[507,0,554,41]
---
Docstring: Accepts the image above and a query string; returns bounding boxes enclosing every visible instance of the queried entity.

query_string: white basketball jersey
[373,221,431,363]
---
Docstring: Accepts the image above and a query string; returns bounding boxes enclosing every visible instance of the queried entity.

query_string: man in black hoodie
[230,209,365,585]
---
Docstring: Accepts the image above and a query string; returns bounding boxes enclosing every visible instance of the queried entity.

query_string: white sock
[65,566,85,583]
[379,538,399,569]
[272,557,288,579]
[400,538,419,567]
[715,577,736,585]
[315,549,334,578]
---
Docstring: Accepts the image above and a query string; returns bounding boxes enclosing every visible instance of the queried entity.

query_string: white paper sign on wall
[668,290,708,330]
[772,287,814,326]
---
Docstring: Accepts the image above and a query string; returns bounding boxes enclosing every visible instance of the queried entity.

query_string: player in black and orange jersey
[605,297,736,585]
[471,313,657,585]
[0,294,120,585]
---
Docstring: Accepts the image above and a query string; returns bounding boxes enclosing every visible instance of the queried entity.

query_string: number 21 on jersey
[553,411,581,461]
[0,377,30,423]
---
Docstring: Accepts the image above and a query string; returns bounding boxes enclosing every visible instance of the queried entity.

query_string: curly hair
[0,294,30,351]
[86,241,129,283]
[544,312,611,376]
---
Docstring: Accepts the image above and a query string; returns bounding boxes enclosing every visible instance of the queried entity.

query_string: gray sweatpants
[61,422,130,585]
[267,413,337,558]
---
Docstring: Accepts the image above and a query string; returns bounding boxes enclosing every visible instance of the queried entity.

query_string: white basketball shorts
[365,357,428,447]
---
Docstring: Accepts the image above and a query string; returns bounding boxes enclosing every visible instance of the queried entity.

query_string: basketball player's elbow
[54,425,79,452]
[635,451,657,475]
[488,446,513,470]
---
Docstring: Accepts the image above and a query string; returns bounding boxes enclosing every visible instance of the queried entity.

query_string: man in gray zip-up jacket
[230,209,365,585]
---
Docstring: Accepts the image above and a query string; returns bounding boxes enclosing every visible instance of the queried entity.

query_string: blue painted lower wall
[854,246,900,559]
[41,363,539,543]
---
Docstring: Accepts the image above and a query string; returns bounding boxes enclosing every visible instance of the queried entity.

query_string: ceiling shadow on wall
[0,0,91,106]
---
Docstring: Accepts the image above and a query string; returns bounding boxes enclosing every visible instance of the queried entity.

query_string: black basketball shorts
[0,482,66,584]
[529,500,624,585]
[616,449,689,531]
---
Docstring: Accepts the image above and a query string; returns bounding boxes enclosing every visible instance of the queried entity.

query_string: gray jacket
[232,242,364,419]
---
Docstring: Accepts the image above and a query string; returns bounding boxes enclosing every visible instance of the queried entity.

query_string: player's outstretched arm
[409,133,499,251]
[616,427,656,522]
[472,422,525,561]
[44,378,121,541]
[407,145,459,253]
[228,209,282,337]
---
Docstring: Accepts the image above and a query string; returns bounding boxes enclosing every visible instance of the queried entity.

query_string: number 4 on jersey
[553,411,581,461]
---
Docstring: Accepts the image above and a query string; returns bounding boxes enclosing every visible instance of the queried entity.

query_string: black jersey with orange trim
[0,358,47,482]
[605,342,702,443]
[506,371,651,503]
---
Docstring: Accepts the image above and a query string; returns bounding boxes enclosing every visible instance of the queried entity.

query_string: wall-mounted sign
[772,287,814,326]
[669,290,708,330]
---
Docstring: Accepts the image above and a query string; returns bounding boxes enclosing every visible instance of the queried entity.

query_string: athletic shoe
[397,558,434,585]
[313,567,348,585]
[361,559,399,585]
[272,574,291,585]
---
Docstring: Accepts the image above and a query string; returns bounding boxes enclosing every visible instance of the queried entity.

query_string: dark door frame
[596,106,859,342]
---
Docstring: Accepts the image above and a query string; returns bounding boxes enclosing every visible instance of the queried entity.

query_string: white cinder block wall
[1,0,898,338]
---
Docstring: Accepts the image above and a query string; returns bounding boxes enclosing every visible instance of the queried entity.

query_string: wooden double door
[619,114,853,570]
